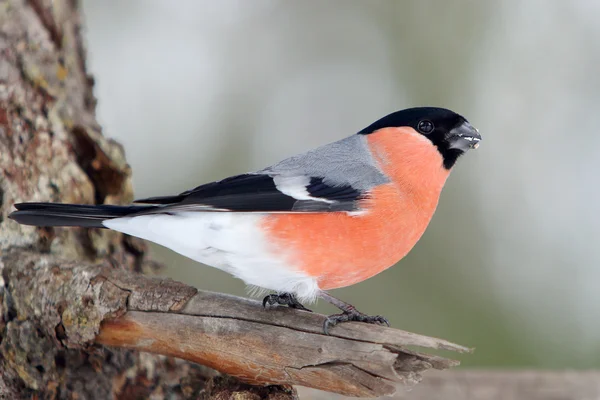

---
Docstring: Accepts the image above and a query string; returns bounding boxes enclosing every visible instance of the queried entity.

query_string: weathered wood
[97,311,463,397]
[96,309,465,397]
[1,250,469,398]
[176,291,471,353]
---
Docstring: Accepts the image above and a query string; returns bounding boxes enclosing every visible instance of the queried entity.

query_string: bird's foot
[262,293,312,312]
[323,309,389,335]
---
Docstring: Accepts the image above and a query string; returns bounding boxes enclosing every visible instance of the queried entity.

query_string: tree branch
[1,249,470,398]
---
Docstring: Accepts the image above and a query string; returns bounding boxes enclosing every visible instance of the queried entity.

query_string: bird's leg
[262,292,312,312]
[319,291,389,335]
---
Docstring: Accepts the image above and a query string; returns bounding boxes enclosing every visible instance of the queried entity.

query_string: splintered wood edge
[96,290,472,397]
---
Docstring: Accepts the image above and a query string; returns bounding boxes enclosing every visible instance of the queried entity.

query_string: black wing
[134,174,363,212]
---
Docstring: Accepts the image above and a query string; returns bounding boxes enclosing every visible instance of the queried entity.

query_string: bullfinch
[9,107,481,334]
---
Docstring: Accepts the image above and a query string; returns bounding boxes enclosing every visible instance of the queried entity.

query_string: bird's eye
[417,120,434,134]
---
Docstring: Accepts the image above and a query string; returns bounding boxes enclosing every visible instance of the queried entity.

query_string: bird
[9,107,481,334]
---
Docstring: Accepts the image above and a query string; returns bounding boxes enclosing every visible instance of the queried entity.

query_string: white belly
[103,212,320,301]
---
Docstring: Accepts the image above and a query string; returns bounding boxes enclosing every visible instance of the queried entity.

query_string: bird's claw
[323,311,389,335]
[262,293,312,312]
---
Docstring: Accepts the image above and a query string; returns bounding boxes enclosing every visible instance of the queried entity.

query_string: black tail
[8,203,156,228]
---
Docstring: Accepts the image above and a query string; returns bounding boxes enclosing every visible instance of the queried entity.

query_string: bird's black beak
[447,121,481,151]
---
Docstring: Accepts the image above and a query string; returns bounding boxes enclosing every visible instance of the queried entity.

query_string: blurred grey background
[82,0,600,368]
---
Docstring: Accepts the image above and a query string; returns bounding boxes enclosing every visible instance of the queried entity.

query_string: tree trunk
[0,1,296,398]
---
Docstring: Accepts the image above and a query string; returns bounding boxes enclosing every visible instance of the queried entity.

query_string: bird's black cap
[358,107,481,169]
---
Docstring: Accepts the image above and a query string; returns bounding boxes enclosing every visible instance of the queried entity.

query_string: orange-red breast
[9,107,481,333]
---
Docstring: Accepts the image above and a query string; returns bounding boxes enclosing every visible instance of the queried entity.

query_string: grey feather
[258,135,389,191]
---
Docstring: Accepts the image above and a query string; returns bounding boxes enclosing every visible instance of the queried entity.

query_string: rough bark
[0,0,296,398]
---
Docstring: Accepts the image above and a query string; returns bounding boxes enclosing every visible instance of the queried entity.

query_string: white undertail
[103,212,320,302]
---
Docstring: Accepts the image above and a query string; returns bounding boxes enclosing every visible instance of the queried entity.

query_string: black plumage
[10,173,364,228]
[135,173,362,212]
